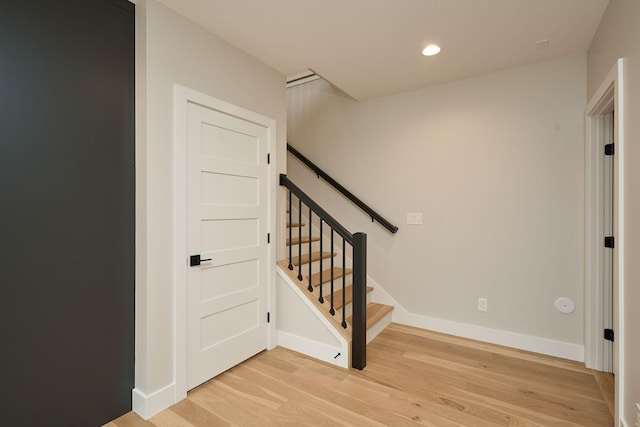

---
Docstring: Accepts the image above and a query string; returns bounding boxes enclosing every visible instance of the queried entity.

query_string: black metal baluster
[341,238,347,328]
[330,229,335,315]
[297,197,303,281]
[319,219,324,304]
[288,190,293,270]
[308,207,313,292]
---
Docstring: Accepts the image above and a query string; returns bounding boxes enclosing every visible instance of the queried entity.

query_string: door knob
[189,255,212,266]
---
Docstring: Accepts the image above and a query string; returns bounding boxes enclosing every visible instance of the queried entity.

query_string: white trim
[277,331,348,369]
[173,84,277,404]
[585,58,625,426]
[370,277,584,361]
[132,384,176,420]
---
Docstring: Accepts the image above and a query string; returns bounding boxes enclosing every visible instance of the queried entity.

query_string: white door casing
[174,86,277,401]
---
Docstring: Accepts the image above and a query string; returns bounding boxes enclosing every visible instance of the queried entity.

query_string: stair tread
[290,251,335,266]
[305,267,352,287]
[286,236,320,246]
[347,303,394,330]
[330,285,374,310]
[286,223,305,228]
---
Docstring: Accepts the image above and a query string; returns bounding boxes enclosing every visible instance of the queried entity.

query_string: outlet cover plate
[407,212,423,225]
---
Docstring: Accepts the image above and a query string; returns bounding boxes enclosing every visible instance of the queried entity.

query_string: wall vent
[286,70,320,88]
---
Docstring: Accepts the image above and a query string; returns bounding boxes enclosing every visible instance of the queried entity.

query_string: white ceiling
[155,0,609,101]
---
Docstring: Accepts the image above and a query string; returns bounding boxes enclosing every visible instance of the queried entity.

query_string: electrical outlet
[407,212,423,225]
[478,298,488,312]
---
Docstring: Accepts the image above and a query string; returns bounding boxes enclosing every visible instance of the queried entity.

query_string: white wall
[588,0,640,424]
[288,54,586,353]
[276,274,349,368]
[135,0,286,416]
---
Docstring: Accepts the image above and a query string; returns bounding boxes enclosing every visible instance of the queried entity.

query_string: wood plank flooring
[106,323,613,426]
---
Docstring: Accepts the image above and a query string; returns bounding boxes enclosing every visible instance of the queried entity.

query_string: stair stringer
[276,266,350,369]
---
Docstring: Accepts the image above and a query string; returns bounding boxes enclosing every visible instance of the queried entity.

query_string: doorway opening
[585,58,624,423]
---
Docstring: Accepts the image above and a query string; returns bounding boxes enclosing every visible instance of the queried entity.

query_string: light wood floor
[106,323,614,426]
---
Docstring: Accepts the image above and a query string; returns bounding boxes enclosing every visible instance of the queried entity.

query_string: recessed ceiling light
[422,44,441,56]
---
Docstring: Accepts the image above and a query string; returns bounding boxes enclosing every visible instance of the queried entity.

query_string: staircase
[278,174,394,370]
[277,250,393,343]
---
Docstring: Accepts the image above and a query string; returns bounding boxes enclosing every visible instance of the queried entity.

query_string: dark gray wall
[0,0,135,425]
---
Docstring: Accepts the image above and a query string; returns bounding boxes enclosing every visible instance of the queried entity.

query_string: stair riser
[285,239,321,247]
[288,274,352,296]
[288,258,350,276]
[316,279,352,297]
[286,238,349,252]
[339,292,372,318]
[365,310,393,344]
[309,288,372,317]
[285,240,343,252]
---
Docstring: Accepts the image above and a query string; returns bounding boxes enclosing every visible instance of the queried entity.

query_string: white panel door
[187,102,269,390]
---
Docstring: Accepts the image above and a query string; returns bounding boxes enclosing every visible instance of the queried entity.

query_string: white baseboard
[369,277,584,362]
[132,383,176,420]
[277,330,348,369]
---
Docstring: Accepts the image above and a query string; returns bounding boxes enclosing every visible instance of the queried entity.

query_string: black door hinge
[267,312,270,323]
[267,153,271,164]
[604,236,615,248]
[605,143,615,156]
[267,233,270,244]
[604,328,614,342]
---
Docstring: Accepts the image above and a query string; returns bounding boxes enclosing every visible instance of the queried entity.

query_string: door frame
[585,58,624,421]
[173,84,277,401]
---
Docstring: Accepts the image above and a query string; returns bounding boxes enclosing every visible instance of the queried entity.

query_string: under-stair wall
[276,271,350,368]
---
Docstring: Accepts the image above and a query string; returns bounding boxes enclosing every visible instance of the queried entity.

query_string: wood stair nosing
[305,267,352,287]
[286,236,320,246]
[289,251,336,267]
[346,303,394,330]
[329,285,374,310]
[286,222,305,228]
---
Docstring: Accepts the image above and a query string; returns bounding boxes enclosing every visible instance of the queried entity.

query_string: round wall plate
[555,297,575,314]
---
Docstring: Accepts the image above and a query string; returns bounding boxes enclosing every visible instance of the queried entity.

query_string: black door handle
[189,255,212,266]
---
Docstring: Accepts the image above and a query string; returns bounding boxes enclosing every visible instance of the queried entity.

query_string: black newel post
[351,232,367,370]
